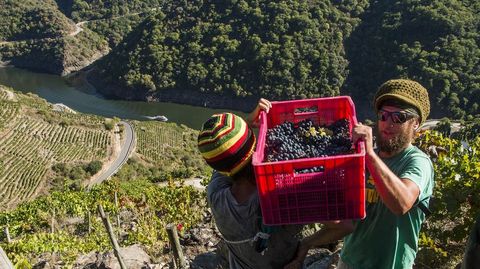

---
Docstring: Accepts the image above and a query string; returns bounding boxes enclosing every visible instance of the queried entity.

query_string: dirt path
[69,21,86,36]
[158,178,205,191]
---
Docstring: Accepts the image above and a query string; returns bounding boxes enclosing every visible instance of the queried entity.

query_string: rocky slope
[31,211,340,269]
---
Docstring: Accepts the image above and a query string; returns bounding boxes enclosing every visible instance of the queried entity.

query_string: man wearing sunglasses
[334,79,434,268]
[284,79,433,269]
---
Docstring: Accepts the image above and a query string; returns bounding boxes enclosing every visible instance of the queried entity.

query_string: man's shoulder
[207,172,231,189]
[403,146,433,168]
[206,172,232,203]
[408,145,431,159]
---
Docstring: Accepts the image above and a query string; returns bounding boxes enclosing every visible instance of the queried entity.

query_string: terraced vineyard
[0,101,18,129]
[53,110,105,126]
[134,121,184,162]
[0,87,19,129]
[132,121,208,177]
[0,86,113,209]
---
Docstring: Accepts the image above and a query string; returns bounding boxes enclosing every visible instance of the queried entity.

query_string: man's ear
[412,118,420,130]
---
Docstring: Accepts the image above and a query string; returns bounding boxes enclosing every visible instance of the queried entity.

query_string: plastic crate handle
[293,105,318,115]
[253,111,268,165]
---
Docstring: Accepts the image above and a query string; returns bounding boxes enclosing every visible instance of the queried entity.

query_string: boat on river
[144,115,168,122]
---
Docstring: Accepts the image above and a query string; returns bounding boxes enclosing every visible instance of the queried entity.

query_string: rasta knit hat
[374,79,430,125]
[198,113,256,177]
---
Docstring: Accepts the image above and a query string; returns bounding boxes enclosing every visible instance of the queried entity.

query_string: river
[0,66,245,129]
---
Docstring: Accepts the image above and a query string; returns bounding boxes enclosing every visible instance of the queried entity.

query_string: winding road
[87,121,135,188]
[85,120,206,191]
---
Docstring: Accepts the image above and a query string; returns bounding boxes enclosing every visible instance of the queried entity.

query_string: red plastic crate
[252,97,366,225]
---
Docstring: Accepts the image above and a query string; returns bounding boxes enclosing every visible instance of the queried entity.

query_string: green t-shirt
[340,145,434,269]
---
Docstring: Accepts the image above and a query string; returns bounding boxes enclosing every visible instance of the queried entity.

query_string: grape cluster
[265,118,353,162]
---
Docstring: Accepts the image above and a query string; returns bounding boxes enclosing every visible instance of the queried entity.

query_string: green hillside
[345,0,480,120]
[0,0,74,41]
[0,0,109,75]
[130,120,209,180]
[90,0,479,120]
[0,28,107,75]
[55,0,163,21]
[83,14,146,47]
[0,85,208,268]
[92,0,358,106]
[0,85,113,209]
[1,0,479,119]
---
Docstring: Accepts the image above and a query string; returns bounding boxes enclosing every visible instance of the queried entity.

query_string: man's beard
[376,129,413,154]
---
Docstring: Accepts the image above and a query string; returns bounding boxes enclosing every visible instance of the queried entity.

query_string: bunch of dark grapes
[296,166,325,174]
[326,118,353,156]
[265,118,353,162]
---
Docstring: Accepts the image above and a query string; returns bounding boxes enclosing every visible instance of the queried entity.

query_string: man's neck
[230,179,257,204]
[378,143,412,158]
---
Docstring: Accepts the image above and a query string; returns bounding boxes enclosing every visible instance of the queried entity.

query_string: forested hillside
[89,0,479,120]
[55,0,163,21]
[92,0,361,107]
[0,28,107,75]
[0,0,73,41]
[345,0,480,120]
[0,0,108,75]
[1,0,479,118]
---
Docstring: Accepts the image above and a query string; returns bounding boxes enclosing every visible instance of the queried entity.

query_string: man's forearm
[284,222,354,268]
[366,152,419,215]
[302,221,354,249]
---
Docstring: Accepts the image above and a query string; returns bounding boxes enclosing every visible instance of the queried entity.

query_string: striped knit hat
[198,113,256,176]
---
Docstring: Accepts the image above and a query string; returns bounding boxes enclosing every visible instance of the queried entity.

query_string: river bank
[0,66,247,129]
[86,68,260,113]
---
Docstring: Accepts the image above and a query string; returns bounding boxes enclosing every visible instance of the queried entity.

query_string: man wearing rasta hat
[285,79,435,269]
[198,99,302,268]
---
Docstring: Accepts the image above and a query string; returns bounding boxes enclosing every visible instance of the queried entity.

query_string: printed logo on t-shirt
[366,176,380,203]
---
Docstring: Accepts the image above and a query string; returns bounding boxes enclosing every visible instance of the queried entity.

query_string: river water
[0,66,245,129]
